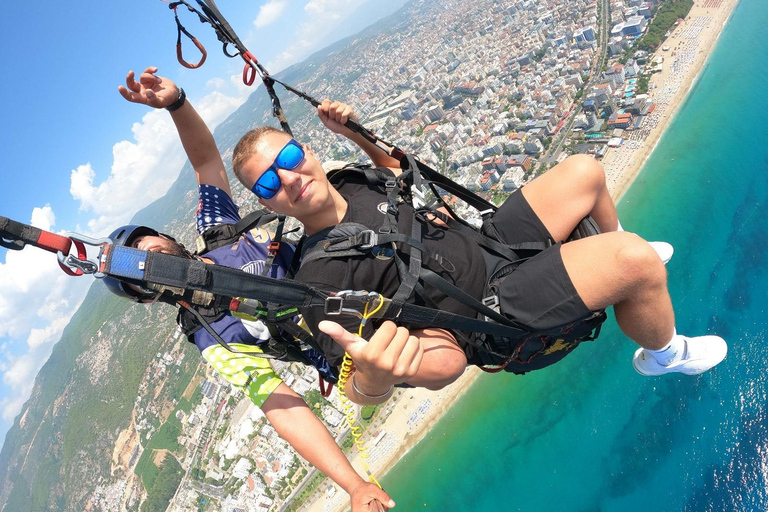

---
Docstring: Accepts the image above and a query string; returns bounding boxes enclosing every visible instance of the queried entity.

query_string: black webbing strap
[428,209,551,260]
[386,300,529,355]
[262,214,286,277]
[196,210,279,254]
[101,243,535,346]
[301,229,454,272]
[262,76,293,136]
[195,0,245,50]
[103,245,318,307]
[234,210,278,237]
[0,216,39,251]
[418,268,512,327]
[178,302,280,358]
[392,189,422,304]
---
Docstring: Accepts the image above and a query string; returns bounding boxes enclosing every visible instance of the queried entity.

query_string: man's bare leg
[560,231,674,349]
[522,155,674,263]
[521,155,618,239]
[560,231,726,375]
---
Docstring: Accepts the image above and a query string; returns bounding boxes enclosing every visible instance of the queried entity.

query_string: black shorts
[481,189,593,331]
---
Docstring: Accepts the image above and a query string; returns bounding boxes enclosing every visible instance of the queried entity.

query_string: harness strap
[418,267,515,328]
[0,216,71,254]
[178,301,279,358]
[431,209,551,260]
[262,214,286,277]
[195,209,279,254]
[261,75,293,136]
[392,189,422,304]
[302,228,455,272]
[97,242,538,347]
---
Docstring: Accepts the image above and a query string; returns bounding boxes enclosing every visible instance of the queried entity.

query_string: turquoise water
[381,1,768,510]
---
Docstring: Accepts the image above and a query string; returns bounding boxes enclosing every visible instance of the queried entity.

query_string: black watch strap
[165,88,187,112]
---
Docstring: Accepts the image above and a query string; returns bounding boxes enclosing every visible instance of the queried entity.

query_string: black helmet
[102,225,160,302]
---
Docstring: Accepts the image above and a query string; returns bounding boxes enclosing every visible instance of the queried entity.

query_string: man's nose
[277,168,300,187]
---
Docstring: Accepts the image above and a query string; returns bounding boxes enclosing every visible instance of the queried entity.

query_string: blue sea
[381,1,768,510]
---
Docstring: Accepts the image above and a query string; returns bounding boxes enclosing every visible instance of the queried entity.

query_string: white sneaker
[649,241,674,265]
[633,335,727,376]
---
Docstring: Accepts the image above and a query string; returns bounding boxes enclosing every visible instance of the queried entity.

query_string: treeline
[637,0,694,51]
[140,455,184,512]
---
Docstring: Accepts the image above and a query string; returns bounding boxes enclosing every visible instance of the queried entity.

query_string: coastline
[603,0,739,201]
[302,1,738,510]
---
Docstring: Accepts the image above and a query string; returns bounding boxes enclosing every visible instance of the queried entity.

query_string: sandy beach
[300,1,738,510]
[602,0,738,200]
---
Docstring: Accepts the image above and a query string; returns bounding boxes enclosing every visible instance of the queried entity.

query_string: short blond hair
[232,126,286,183]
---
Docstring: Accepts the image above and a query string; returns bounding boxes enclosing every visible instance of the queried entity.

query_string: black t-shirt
[296,168,486,366]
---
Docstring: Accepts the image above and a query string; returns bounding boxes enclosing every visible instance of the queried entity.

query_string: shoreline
[301,1,738,510]
[603,0,738,201]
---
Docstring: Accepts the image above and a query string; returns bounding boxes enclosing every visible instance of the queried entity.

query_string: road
[543,0,611,165]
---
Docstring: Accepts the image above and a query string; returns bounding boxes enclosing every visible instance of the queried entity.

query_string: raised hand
[117,66,180,109]
[317,98,359,138]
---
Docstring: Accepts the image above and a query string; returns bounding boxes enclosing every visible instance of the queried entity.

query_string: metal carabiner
[56,233,112,278]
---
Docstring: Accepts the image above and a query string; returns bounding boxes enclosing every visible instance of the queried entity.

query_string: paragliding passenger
[231,100,727,405]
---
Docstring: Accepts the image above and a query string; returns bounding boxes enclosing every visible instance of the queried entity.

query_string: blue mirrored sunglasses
[251,139,305,199]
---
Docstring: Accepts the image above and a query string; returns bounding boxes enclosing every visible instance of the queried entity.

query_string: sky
[0,0,407,451]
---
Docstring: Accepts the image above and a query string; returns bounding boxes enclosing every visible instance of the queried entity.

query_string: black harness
[152,211,336,380]
[299,163,607,373]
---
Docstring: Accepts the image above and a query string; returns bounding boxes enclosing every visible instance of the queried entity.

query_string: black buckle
[479,208,495,220]
[0,236,25,251]
[357,230,377,250]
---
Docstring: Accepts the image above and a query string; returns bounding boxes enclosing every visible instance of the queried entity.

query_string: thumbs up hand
[318,320,424,401]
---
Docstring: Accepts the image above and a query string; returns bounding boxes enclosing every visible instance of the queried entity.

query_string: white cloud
[30,206,55,231]
[206,77,227,90]
[1,394,27,423]
[0,239,91,340]
[254,0,288,28]
[0,207,92,427]
[268,0,361,71]
[196,90,249,129]
[0,76,252,435]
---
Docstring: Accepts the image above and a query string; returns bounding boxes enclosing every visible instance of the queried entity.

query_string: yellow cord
[336,297,386,488]
[233,296,387,486]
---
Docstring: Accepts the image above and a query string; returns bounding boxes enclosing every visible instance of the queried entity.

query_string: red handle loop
[242,51,258,86]
[318,373,334,397]
[177,37,208,69]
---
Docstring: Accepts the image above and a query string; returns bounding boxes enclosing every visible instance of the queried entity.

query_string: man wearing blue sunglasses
[117,67,395,512]
[232,98,727,406]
